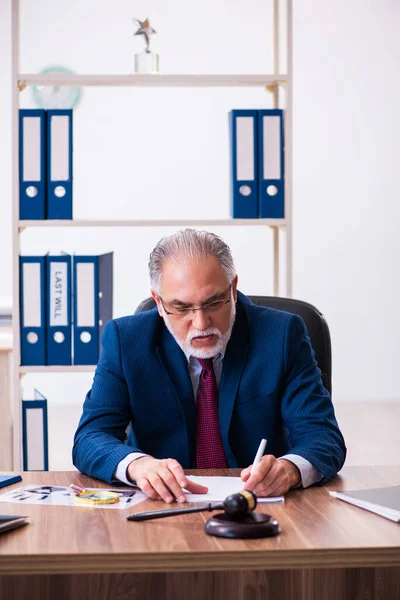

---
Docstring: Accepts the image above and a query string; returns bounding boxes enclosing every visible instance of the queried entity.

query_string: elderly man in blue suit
[73,229,346,503]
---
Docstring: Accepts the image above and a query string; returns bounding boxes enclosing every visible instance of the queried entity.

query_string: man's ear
[151,289,163,318]
[231,275,239,302]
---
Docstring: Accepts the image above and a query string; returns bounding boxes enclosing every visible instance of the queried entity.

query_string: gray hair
[149,229,236,293]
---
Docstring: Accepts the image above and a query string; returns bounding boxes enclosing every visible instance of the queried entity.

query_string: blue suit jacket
[73,292,346,484]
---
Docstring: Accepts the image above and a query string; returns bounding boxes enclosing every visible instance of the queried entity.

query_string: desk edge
[0,547,399,575]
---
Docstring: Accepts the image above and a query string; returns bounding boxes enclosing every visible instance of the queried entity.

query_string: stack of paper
[329,485,400,523]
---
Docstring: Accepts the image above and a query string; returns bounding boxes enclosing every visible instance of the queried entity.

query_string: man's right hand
[127,456,209,503]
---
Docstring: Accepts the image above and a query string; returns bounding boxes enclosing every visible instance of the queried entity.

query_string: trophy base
[134,52,159,74]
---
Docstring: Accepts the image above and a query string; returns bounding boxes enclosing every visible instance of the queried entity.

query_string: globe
[32,65,81,110]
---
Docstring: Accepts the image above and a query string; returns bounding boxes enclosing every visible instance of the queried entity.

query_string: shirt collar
[188,352,224,365]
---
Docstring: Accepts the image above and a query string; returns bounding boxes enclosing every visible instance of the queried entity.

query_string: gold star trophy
[132,18,159,74]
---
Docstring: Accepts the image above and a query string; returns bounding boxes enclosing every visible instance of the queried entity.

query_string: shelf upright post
[273,0,280,107]
[11,0,22,470]
[272,0,281,297]
[285,0,293,298]
[269,0,292,298]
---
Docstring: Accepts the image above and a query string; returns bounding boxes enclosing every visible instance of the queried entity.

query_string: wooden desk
[0,467,399,600]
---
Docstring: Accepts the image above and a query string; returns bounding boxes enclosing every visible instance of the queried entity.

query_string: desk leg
[1,568,400,600]
[0,350,13,470]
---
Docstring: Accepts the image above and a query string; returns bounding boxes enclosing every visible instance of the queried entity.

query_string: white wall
[292,0,400,402]
[0,0,399,469]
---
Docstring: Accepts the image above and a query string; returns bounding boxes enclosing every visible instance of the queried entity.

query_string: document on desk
[184,476,284,504]
[0,485,147,510]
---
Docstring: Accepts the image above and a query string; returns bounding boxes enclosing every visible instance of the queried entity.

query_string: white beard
[162,300,236,359]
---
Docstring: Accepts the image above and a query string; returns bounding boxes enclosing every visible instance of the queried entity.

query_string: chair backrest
[134,295,332,395]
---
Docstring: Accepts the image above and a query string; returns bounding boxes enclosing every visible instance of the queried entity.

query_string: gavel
[127,490,257,522]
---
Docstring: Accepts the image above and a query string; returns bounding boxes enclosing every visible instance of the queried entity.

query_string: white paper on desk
[184,476,284,504]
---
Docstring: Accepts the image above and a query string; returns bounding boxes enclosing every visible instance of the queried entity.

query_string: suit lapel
[219,303,249,467]
[156,327,195,465]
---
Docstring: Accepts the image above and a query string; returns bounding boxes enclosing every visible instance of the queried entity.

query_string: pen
[250,438,267,475]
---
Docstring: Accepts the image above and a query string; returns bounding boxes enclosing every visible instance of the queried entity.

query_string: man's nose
[191,307,210,330]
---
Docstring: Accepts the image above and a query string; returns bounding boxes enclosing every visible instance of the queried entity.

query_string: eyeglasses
[159,285,232,321]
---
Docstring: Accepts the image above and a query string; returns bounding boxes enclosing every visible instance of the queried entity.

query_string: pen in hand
[250,438,267,475]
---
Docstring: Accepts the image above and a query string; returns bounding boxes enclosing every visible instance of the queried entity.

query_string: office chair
[135,295,332,395]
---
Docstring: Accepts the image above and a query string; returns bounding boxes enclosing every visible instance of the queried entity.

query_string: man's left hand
[240,456,301,497]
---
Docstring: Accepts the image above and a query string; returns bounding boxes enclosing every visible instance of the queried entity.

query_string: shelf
[17,73,287,88]
[19,366,95,374]
[19,218,287,230]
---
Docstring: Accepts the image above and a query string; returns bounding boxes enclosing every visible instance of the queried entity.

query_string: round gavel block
[204,512,280,539]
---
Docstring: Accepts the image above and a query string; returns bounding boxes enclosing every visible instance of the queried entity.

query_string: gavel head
[222,490,257,519]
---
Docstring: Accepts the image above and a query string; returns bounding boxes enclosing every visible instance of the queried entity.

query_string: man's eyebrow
[169,290,226,307]
[169,299,191,307]
[203,290,226,303]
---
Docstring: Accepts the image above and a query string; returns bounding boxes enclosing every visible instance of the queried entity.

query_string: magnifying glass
[74,490,120,505]
[70,484,120,505]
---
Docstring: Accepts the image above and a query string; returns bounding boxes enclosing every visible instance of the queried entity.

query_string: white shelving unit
[10,0,292,469]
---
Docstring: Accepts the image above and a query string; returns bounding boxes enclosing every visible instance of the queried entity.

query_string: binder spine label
[49,262,68,326]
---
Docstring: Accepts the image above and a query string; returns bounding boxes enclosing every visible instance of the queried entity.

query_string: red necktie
[195,358,228,469]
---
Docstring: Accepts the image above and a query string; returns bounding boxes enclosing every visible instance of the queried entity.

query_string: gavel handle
[127,502,223,521]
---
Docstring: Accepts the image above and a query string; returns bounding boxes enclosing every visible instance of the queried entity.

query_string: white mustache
[187,328,221,342]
